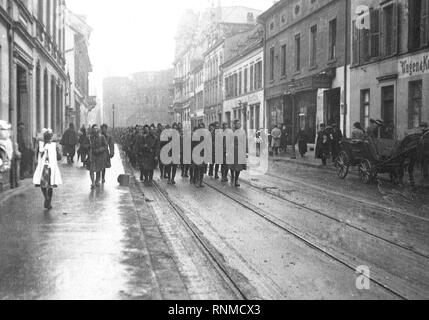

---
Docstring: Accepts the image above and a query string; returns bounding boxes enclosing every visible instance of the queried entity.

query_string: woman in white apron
[33,129,63,210]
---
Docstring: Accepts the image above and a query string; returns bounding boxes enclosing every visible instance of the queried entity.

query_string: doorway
[381,85,395,139]
[16,66,29,138]
[324,88,341,126]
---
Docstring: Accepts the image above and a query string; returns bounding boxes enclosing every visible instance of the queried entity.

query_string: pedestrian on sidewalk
[326,122,343,162]
[296,129,308,158]
[77,126,90,168]
[101,124,115,184]
[60,123,78,165]
[88,125,108,189]
[351,122,365,141]
[271,125,282,156]
[315,124,331,166]
[281,124,288,153]
[33,129,62,210]
[366,119,379,139]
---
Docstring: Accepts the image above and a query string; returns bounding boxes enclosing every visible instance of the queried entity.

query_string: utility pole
[343,0,350,138]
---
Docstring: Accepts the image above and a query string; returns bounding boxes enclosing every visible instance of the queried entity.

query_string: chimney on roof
[247,12,255,23]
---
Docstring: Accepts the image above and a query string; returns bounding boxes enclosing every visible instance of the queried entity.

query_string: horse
[397,131,429,186]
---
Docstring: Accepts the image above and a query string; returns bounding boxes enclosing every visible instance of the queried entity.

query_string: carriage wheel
[359,159,373,184]
[336,151,349,179]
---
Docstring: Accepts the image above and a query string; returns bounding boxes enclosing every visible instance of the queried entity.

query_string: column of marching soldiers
[115,121,246,188]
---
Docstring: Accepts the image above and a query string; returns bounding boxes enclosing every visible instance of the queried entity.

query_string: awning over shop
[266,68,335,99]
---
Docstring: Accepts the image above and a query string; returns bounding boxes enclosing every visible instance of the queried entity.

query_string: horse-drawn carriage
[336,130,429,185]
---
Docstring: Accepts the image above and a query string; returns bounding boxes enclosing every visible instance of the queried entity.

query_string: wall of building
[264,0,347,89]
[261,0,349,142]
[349,0,429,139]
[223,47,264,130]
[0,9,10,122]
[103,70,174,127]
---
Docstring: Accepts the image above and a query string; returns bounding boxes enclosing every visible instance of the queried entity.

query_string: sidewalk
[269,147,429,188]
[0,146,188,300]
[270,146,335,171]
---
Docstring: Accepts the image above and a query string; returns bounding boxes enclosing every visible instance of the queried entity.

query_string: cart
[335,135,422,184]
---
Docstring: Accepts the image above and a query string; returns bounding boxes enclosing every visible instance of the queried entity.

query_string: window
[409,0,429,50]
[382,4,396,56]
[234,73,238,97]
[353,4,399,65]
[281,44,287,77]
[409,81,422,129]
[370,8,380,58]
[244,68,248,93]
[239,71,242,96]
[361,90,370,130]
[254,63,258,90]
[310,25,317,67]
[256,62,262,89]
[269,47,275,81]
[381,86,395,139]
[250,65,254,91]
[295,34,301,71]
[329,19,337,60]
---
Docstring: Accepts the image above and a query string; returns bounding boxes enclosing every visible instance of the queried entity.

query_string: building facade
[65,9,93,130]
[222,26,264,131]
[103,70,173,128]
[190,61,204,127]
[350,0,429,139]
[259,0,350,143]
[173,6,262,126]
[204,40,224,125]
[0,0,67,191]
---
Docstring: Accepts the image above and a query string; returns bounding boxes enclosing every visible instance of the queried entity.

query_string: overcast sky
[67,0,275,83]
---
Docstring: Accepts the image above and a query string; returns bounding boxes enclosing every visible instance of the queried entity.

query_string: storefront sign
[399,52,429,78]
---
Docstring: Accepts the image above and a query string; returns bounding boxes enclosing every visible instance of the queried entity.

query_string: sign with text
[399,52,429,79]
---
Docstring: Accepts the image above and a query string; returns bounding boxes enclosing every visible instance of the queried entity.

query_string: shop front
[266,73,332,144]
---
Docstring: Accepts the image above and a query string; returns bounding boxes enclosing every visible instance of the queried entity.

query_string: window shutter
[423,0,429,46]
[380,7,385,56]
[392,1,398,54]
[352,20,359,65]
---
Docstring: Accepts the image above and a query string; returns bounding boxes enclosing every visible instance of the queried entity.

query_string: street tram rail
[262,171,429,223]
[202,180,410,300]
[150,180,249,300]
[235,176,429,260]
